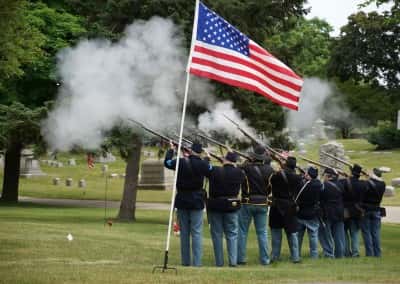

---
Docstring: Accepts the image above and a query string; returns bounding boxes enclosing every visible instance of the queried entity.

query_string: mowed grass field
[0,203,400,284]
[0,139,398,205]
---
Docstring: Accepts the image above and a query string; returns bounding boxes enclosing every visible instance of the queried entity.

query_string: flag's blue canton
[196,2,250,56]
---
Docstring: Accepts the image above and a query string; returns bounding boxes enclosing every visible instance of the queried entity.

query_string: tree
[0,0,45,94]
[264,17,333,77]
[0,2,86,202]
[0,103,47,202]
[102,126,142,221]
[328,2,400,88]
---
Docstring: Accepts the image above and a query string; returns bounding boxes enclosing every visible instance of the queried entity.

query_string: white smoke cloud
[286,77,355,141]
[197,101,258,141]
[42,17,211,151]
[42,17,257,151]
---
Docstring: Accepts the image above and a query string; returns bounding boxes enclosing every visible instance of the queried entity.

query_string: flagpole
[153,0,200,273]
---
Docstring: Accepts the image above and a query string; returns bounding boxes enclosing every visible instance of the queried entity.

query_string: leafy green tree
[0,0,45,93]
[264,17,333,77]
[0,103,47,202]
[328,1,399,88]
[0,2,86,202]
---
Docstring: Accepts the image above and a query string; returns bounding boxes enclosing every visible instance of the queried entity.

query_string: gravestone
[56,162,64,168]
[95,152,116,163]
[313,119,327,140]
[384,186,395,197]
[53,177,60,185]
[109,173,119,178]
[66,178,73,187]
[67,159,76,166]
[319,141,347,171]
[101,164,108,176]
[392,178,400,187]
[138,159,174,190]
[379,167,391,173]
[20,149,46,178]
[78,179,86,188]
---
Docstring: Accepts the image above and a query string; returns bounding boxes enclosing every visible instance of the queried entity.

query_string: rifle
[320,151,369,176]
[223,115,305,174]
[180,135,224,163]
[196,133,251,161]
[298,156,348,177]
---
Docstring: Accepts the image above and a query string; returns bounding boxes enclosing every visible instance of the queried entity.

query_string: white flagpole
[156,0,200,272]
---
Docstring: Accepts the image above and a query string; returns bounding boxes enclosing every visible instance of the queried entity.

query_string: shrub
[367,121,400,150]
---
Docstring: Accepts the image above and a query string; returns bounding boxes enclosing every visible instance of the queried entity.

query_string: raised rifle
[320,150,369,176]
[298,156,348,177]
[223,114,305,174]
[196,133,251,161]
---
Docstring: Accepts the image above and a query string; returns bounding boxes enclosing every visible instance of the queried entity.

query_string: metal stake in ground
[103,170,109,227]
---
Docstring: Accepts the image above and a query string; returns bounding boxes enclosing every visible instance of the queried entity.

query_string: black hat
[191,141,202,154]
[225,151,238,163]
[286,156,297,169]
[373,168,382,178]
[351,164,362,177]
[250,145,269,161]
[307,166,318,179]
[323,168,338,176]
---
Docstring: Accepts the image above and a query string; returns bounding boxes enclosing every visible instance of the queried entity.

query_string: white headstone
[391,178,400,187]
[109,173,118,178]
[384,186,395,197]
[397,110,400,130]
[53,177,60,185]
[379,166,391,173]
[67,159,76,166]
[66,178,73,187]
[78,179,86,188]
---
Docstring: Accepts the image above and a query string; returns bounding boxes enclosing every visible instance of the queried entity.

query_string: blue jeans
[271,228,300,262]
[319,220,345,258]
[297,217,319,259]
[208,210,239,266]
[238,205,270,265]
[177,209,203,266]
[360,210,381,257]
[344,218,360,257]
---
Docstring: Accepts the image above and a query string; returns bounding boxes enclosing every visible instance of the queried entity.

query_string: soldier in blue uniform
[319,168,346,258]
[269,157,303,263]
[296,166,323,259]
[206,151,245,267]
[164,141,212,266]
[340,164,366,257]
[237,145,273,265]
[361,168,386,257]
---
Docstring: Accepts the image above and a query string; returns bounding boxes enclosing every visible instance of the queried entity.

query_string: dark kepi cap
[191,141,203,154]
[225,151,238,163]
[373,168,382,178]
[351,164,362,177]
[307,166,318,179]
[286,156,297,169]
[250,145,269,161]
[323,167,338,176]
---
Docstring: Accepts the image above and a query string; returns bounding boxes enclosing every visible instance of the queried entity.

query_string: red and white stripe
[188,40,303,110]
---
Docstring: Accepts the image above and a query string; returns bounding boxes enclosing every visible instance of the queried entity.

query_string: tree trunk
[118,134,142,221]
[1,142,23,202]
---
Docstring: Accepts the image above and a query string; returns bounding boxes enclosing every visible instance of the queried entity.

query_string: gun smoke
[286,77,354,143]
[42,17,249,151]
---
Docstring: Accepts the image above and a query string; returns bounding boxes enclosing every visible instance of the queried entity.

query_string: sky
[305,0,392,36]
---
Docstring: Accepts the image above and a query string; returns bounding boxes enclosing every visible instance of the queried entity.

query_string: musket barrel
[197,133,251,160]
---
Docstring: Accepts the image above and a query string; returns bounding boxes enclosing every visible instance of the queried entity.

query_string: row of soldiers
[164,141,386,267]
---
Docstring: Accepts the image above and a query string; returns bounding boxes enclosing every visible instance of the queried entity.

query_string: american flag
[188,1,303,110]
[87,153,94,169]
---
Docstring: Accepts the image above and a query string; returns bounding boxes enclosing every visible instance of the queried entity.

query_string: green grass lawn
[0,140,399,205]
[0,203,399,283]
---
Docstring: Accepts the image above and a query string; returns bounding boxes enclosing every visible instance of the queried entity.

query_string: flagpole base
[152,251,177,274]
